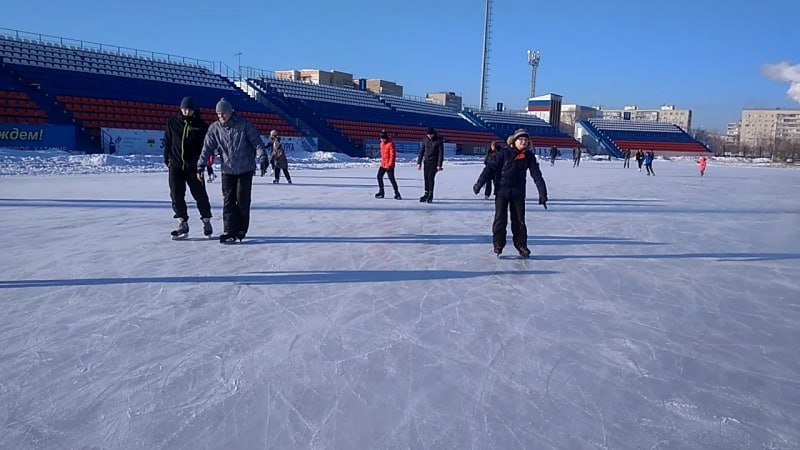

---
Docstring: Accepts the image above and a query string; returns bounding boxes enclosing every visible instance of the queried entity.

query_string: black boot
[419,192,429,202]
[219,233,236,244]
[394,192,402,200]
[375,191,385,199]
[426,192,433,203]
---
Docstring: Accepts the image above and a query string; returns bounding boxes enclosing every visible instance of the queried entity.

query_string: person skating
[197,98,267,243]
[375,130,401,199]
[482,140,503,199]
[698,155,707,177]
[549,145,558,166]
[416,127,444,203]
[623,149,631,168]
[572,146,582,168]
[163,96,212,239]
[472,129,548,258]
[644,151,655,176]
[268,130,291,184]
[635,149,645,172]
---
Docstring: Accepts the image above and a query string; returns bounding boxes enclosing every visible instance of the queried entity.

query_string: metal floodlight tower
[479,0,493,110]
[527,49,541,98]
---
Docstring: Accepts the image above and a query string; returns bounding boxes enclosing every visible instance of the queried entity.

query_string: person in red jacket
[697,156,708,177]
[375,130,402,199]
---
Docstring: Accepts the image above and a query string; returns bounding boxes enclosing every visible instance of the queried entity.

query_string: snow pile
[1,147,793,177]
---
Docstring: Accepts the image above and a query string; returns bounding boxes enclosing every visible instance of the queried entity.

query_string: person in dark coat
[623,149,632,168]
[473,128,548,258]
[635,149,645,172]
[416,127,444,203]
[572,146,582,168]
[163,96,212,239]
[549,145,559,166]
[268,130,291,184]
[197,98,267,243]
[482,140,503,199]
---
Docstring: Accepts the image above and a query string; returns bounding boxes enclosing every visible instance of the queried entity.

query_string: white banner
[101,128,163,155]
[259,136,318,152]
[102,128,319,155]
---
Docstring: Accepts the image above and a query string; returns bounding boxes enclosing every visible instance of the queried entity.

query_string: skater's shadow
[293,175,418,182]
[534,252,800,262]
[230,234,663,247]
[260,182,419,190]
[0,198,170,209]
[0,268,558,289]
[237,234,492,246]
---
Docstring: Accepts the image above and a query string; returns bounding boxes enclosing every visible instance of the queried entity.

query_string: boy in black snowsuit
[473,129,548,258]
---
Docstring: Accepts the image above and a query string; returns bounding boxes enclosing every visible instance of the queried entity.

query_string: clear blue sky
[4,0,799,131]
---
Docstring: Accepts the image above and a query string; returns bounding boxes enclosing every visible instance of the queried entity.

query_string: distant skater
[635,149,644,171]
[549,145,558,166]
[375,130,401,199]
[644,151,655,176]
[482,140,503,199]
[698,156,708,177]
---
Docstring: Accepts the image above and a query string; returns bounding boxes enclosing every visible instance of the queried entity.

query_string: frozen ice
[1,152,798,449]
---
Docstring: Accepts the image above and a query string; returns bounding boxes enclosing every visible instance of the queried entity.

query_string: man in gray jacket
[197,98,267,243]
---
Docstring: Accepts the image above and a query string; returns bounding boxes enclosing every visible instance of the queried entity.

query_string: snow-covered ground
[1,149,799,449]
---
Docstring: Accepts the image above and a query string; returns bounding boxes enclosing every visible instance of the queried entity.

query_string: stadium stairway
[576,120,623,158]
[244,79,359,156]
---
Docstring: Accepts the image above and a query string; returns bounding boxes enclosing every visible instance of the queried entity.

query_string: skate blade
[171,233,189,240]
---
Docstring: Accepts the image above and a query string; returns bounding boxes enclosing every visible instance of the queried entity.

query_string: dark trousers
[624,158,630,168]
[423,163,438,197]
[221,171,254,235]
[645,163,655,175]
[492,196,527,250]
[169,166,212,220]
[377,166,399,193]
[637,159,643,169]
[274,166,291,182]
[484,179,493,197]
[206,164,214,176]
[573,157,580,167]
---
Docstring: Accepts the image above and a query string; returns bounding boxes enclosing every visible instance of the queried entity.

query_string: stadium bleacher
[252,77,499,150]
[582,118,708,154]
[0,34,299,148]
[1,28,590,156]
[465,108,582,149]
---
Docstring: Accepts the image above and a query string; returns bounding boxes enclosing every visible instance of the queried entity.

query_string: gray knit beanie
[215,98,233,114]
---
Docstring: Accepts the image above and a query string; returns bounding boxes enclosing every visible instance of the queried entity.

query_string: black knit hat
[180,96,195,110]
[425,127,436,135]
[380,130,389,139]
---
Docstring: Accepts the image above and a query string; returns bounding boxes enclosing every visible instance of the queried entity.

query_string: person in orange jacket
[375,130,401,199]
[698,156,708,177]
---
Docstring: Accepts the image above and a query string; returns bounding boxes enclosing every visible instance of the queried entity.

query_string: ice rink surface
[1,159,799,449]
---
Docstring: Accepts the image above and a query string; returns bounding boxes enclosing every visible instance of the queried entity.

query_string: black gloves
[472,183,481,195]
[539,195,548,209]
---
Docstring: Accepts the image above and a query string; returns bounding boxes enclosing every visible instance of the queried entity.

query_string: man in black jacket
[416,127,444,203]
[473,129,548,258]
[163,96,212,239]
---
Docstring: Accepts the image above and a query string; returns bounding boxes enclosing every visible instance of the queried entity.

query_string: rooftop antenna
[527,50,541,98]
[479,0,493,110]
